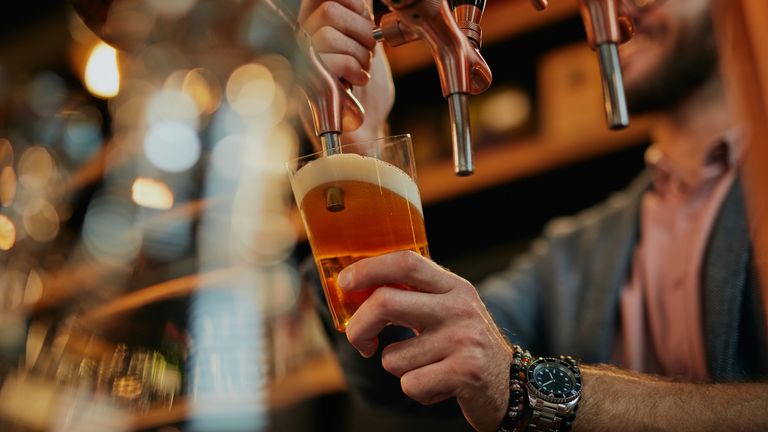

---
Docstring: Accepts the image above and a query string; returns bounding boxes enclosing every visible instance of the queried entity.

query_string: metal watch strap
[527,400,570,432]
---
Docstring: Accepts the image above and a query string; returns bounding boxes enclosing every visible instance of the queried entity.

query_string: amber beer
[290,143,429,331]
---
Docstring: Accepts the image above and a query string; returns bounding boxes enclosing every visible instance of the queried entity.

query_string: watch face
[526,358,582,403]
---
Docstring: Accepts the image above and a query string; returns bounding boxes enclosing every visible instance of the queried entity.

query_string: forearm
[575,364,768,432]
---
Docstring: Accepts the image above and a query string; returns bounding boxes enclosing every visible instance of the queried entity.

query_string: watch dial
[532,363,575,394]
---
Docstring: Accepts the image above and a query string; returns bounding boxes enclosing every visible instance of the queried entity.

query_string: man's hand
[298,0,395,142]
[338,251,514,432]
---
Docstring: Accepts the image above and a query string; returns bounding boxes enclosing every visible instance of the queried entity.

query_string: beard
[625,9,720,115]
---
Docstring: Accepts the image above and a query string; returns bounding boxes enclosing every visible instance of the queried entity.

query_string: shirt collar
[645,129,743,196]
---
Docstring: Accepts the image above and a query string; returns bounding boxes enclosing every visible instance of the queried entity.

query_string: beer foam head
[291,153,423,215]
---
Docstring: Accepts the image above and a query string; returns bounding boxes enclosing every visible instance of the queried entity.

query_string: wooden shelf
[417,118,652,204]
[385,0,580,75]
[130,354,345,430]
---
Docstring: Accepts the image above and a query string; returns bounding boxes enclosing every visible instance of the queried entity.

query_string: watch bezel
[525,357,582,404]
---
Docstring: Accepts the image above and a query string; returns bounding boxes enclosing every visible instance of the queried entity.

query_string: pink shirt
[619,133,742,381]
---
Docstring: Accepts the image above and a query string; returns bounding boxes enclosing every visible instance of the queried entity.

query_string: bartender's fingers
[346,287,442,357]
[302,2,376,50]
[338,250,468,295]
[380,332,451,378]
[399,361,460,405]
[299,0,369,25]
[318,53,371,86]
[312,26,373,72]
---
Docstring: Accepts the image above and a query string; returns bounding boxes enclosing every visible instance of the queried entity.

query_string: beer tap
[261,0,365,156]
[373,0,493,176]
[532,0,633,130]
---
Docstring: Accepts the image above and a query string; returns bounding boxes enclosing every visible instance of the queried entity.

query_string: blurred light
[242,124,298,176]
[259,54,294,89]
[18,146,54,191]
[258,264,300,318]
[211,134,248,180]
[183,68,222,115]
[144,122,201,172]
[0,138,12,166]
[104,0,155,47]
[63,107,103,163]
[85,42,120,99]
[232,211,297,264]
[1,166,16,206]
[27,73,67,117]
[22,199,59,242]
[479,87,531,133]
[24,269,44,305]
[146,89,199,129]
[0,214,15,250]
[144,0,197,18]
[131,177,174,209]
[226,63,275,118]
[82,197,141,262]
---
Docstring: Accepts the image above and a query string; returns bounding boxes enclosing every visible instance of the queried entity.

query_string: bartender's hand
[298,0,395,142]
[338,251,514,432]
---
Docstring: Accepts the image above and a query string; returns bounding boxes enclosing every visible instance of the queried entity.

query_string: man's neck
[649,73,733,172]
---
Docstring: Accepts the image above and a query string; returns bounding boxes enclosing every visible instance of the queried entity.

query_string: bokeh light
[1,167,16,206]
[82,197,141,263]
[0,214,15,250]
[226,63,276,118]
[146,89,199,129]
[182,68,222,115]
[24,269,44,305]
[211,134,249,181]
[131,177,174,209]
[26,73,67,117]
[22,199,60,243]
[0,138,13,166]
[479,87,531,133]
[143,122,201,172]
[85,42,120,99]
[63,107,103,163]
[18,146,55,191]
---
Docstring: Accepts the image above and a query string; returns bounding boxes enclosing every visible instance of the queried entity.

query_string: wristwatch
[524,356,582,432]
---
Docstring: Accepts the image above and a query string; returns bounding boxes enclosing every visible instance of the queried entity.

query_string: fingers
[299,0,369,25]
[318,53,371,86]
[346,287,442,357]
[312,26,373,71]
[302,2,376,51]
[399,361,459,405]
[338,250,470,295]
[380,332,451,378]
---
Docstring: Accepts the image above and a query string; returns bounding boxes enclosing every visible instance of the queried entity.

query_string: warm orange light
[0,167,15,206]
[84,42,120,98]
[131,177,174,210]
[0,214,15,250]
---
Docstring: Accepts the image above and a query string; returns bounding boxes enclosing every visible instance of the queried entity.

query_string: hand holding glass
[288,135,429,331]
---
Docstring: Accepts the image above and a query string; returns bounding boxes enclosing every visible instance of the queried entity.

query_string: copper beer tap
[533,0,634,129]
[374,0,493,176]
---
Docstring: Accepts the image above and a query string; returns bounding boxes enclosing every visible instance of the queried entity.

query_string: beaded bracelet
[497,345,534,432]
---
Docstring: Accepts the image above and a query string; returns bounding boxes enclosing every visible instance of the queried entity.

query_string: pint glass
[288,135,429,331]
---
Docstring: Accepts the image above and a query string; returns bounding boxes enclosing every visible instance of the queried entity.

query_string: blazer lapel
[702,178,751,379]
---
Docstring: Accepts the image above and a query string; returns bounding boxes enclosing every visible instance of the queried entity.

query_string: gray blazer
[308,172,767,413]
[483,173,767,380]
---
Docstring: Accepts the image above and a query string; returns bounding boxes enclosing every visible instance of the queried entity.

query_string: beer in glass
[288,135,429,331]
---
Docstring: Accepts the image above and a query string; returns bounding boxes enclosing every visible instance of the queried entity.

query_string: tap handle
[296,30,365,139]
